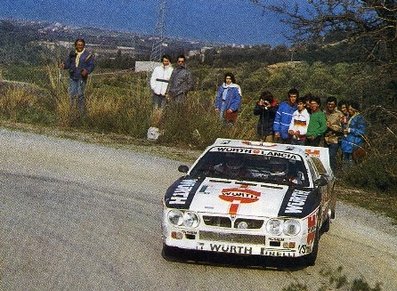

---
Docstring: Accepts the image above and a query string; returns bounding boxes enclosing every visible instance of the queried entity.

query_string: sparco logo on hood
[219,186,261,215]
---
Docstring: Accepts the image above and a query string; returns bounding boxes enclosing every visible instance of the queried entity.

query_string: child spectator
[288,97,310,145]
[254,90,278,142]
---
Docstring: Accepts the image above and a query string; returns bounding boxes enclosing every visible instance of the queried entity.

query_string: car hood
[164,177,319,218]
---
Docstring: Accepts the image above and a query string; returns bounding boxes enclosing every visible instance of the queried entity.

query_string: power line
[150,0,167,62]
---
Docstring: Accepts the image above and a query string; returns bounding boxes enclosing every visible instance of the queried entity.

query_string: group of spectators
[59,40,366,172]
[149,54,366,173]
[150,54,194,107]
[254,88,367,172]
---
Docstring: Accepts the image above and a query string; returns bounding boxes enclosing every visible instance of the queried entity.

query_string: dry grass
[335,182,397,224]
[0,87,38,121]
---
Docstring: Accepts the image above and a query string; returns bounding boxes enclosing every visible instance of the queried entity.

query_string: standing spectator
[338,99,350,133]
[288,97,310,145]
[324,96,343,172]
[306,96,327,146]
[166,55,194,103]
[214,73,242,124]
[60,38,95,117]
[254,90,277,141]
[273,88,298,143]
[341,101,366,165]
[150,54,173,109]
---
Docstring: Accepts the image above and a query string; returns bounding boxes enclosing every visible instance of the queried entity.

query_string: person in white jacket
[150,54,173,109]
[288,97,310,145]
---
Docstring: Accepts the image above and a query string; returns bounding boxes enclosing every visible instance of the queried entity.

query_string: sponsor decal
[260,248,296,257]
[279,189,321,218]
[168,179,197,205]
[210,243,253,255]
[307,213,317,245]
[305,149,321,158]
[212,147,300,159]
[284,190,310,214]
[219,185,261,215]
[265,151,299,160]
[298,244,310,254]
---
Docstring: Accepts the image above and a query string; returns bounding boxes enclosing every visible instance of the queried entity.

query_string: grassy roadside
[1,120,396,225]
[335,181,397,224]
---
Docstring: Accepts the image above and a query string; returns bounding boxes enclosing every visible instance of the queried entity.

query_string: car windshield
[189,150,309,187]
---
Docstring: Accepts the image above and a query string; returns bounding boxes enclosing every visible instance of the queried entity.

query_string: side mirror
[178,165,189,173]
[314,176,327,187]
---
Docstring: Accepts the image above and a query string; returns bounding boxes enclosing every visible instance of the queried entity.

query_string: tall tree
[251,0,397,65]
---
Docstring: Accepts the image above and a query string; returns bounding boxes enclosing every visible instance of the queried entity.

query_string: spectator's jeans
[69,78,86,115]
[152,93,167,109]
[327,143,339,172]
[219,101,227,122]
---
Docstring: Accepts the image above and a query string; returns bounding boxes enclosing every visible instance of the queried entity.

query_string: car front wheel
[303,227,319,266]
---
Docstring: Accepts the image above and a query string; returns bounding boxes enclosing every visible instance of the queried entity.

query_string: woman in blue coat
[341,101,366,165]
[214,73,241,124]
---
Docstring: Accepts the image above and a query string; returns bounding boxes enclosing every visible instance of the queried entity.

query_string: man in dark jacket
[166,55,194,103]
[61,38,95,116]
[254,90,277,142]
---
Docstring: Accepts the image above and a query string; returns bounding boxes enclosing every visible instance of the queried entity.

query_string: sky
[0,0,299,46]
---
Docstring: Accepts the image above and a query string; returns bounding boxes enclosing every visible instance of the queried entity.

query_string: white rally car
[162,138,336,266]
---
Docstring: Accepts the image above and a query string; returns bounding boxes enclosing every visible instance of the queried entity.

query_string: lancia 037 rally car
[162,139,336,266]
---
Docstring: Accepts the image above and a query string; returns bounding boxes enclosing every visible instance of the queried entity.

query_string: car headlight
[168,210,184,226]
[183,211,200,228]
[167,210,200,228]
[266,219,283,236]
[283,219,301,236]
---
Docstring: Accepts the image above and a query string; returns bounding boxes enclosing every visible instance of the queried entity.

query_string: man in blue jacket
[61,38,95,117]
[273,88,298,143]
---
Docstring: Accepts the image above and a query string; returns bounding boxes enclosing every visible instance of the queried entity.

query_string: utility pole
[150,0,167,62]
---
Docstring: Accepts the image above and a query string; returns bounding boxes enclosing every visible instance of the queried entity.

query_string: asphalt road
[1,129,396,290]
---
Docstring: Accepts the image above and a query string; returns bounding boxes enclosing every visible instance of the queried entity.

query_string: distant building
[135,61,160,72]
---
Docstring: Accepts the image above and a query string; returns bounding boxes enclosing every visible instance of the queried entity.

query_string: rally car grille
[199,231,265,245]
[203,216,231,227]
[202,216,264,229]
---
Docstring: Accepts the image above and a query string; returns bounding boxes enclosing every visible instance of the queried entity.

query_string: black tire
[304,228,319,266]
[321,215,330,234]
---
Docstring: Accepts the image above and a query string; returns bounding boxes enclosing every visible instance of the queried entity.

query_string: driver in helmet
[214,157,247,178]
[268,158,304,185]
[269,158,288,177]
